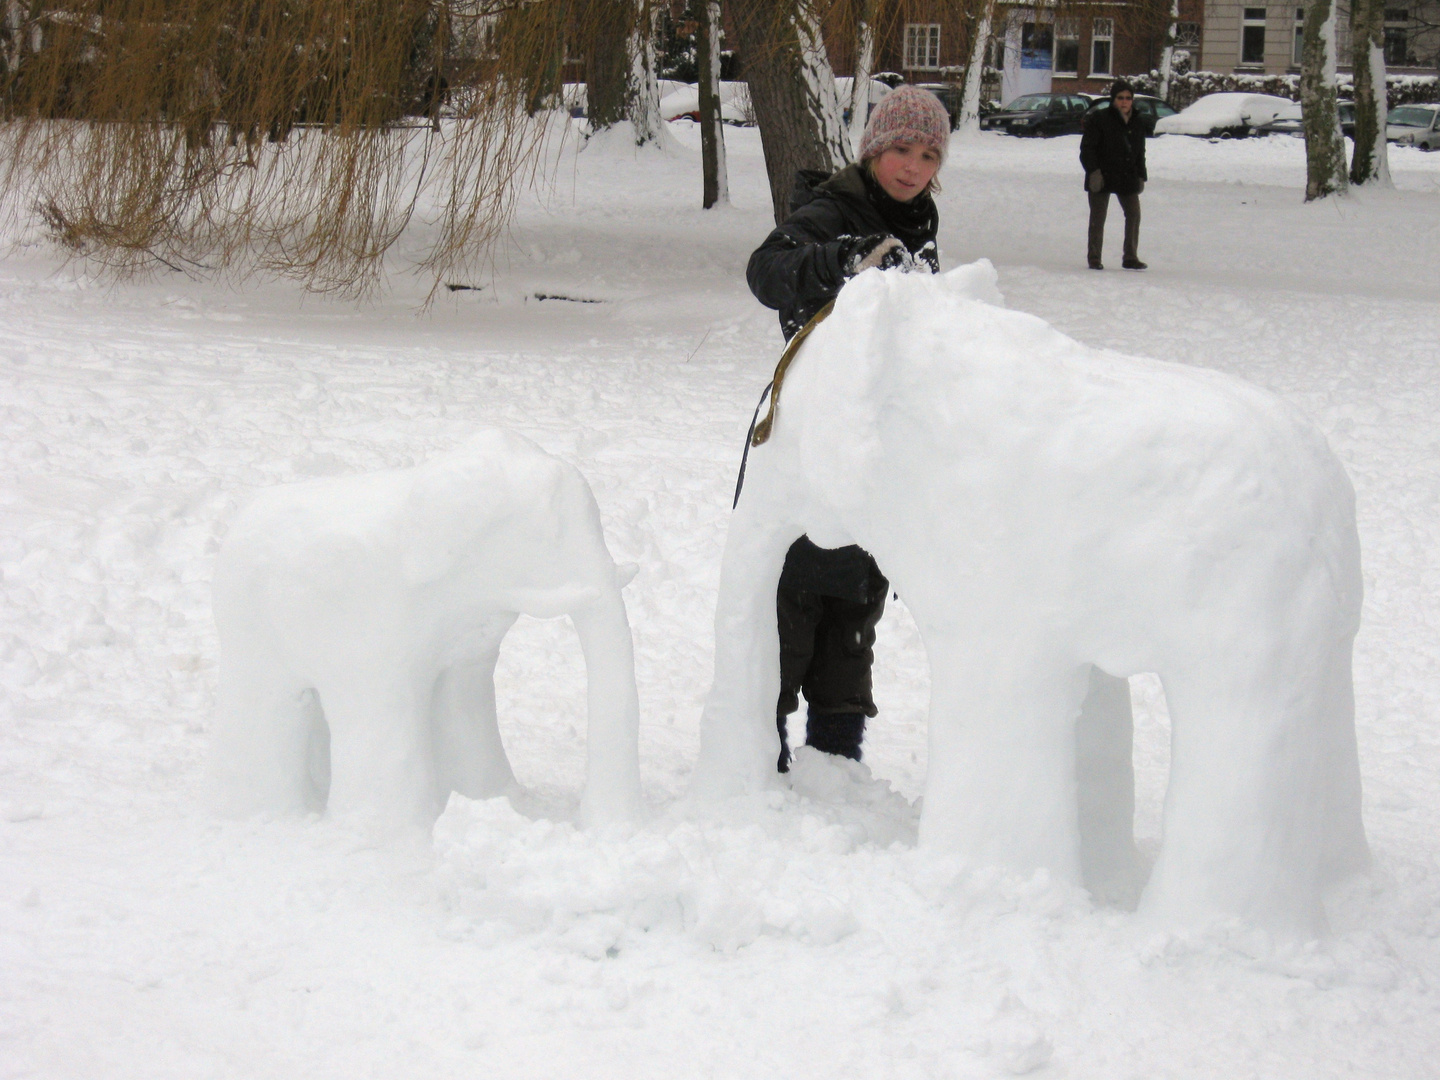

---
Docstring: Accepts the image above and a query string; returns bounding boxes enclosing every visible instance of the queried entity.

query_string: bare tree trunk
[1157,0,1180,102]
[958,0,995,135]
[586,0,631,130]
[730,0,850,223]
[629,0,663,145]
[698,0,729,206]
[1349,0,1392,186]
[1300,0,1348,201]
[846,0,876,152]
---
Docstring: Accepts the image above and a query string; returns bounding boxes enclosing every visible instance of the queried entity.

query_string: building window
[1020,20,1053,70]
[1175,21,1201,48]
[1091,17,1114,75]
[1384,9,1409,65]
[1241,7,1267,65]
[1293,7,1305,66]
[904,23,941,70]
[1054,19,1079,75]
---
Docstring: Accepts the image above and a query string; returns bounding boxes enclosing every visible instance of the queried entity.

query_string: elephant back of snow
[776,260,1361,634]
[777,259,1011,514]
[399,430,592,588]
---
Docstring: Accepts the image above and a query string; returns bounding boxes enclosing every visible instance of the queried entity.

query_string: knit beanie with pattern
[857,85,952,165]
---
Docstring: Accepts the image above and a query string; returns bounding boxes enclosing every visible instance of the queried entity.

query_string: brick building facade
[819,1,1203,102]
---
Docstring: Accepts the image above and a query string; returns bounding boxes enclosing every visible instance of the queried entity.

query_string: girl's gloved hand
[840,234,914,277]
[1087,170,1105,193]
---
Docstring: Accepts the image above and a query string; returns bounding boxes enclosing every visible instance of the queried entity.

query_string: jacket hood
[789,164,869,215]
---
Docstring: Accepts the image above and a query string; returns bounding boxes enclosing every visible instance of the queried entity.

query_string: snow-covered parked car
[659,78,894,128]
[1386,103,1440,150]
[1153,92,1295,138]
[1254,99,1356,138]
[835,77,896,126]
[658,81,755,125]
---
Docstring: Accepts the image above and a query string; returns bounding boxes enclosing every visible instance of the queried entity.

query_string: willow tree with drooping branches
[0,0,609,298]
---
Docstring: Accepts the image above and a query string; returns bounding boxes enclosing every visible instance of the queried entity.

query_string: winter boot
[1122,258,1147,270]
[805,712,867,762]
[776,714,792,773]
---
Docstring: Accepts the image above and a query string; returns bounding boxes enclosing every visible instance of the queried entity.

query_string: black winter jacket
[746,164,940,340]
[742,165,939,602]
[1079,106,1148,196]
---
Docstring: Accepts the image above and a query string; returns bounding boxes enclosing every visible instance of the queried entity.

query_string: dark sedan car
[980,93,1093,136]
[1081,93,1177,137]
[916,83,963,130]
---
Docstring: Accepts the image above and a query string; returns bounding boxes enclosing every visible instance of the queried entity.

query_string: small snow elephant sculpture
[209,430,643,831]
[694,262,1368,934]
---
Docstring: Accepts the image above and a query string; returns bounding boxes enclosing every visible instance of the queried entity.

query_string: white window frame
[1241,7,1268,66]
[1091,17,1114,76]
[1053,18,1080,76]
[904,23,942,70]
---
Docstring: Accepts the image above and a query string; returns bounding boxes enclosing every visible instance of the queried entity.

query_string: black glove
[839,234,914,277]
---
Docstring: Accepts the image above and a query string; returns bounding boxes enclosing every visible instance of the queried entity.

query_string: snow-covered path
[2,125,1439,1078]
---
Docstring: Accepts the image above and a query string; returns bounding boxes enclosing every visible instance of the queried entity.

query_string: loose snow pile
[434,749,917,956]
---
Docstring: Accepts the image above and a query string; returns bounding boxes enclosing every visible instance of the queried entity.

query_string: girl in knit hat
[744,83,952,772]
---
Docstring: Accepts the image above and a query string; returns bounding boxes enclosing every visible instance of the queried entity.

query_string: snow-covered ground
[2,124,1438,1078]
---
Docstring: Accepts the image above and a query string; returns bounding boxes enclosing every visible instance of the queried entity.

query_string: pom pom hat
[857,85,952,166]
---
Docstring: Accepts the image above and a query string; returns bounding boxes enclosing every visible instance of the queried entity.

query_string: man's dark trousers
[1087,191,1141,265]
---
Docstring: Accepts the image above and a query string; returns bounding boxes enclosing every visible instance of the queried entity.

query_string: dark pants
[773,538,888,768]
[776,583,888,723]
[1087,191,1141,265]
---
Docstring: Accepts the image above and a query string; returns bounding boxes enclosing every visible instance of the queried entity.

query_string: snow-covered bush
[1132,69,1439,110]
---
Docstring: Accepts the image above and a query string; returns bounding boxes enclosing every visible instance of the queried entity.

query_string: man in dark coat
[744,85,950,771]
[1080,80,1148,271]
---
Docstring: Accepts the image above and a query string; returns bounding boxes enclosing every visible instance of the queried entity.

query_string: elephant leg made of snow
[691,458,1145,903]
[208,429,643,833]
[693,261,1368,933]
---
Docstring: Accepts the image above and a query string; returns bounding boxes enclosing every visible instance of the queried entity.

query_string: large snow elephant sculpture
[693,262,1368,933]
[209,429,643,831]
